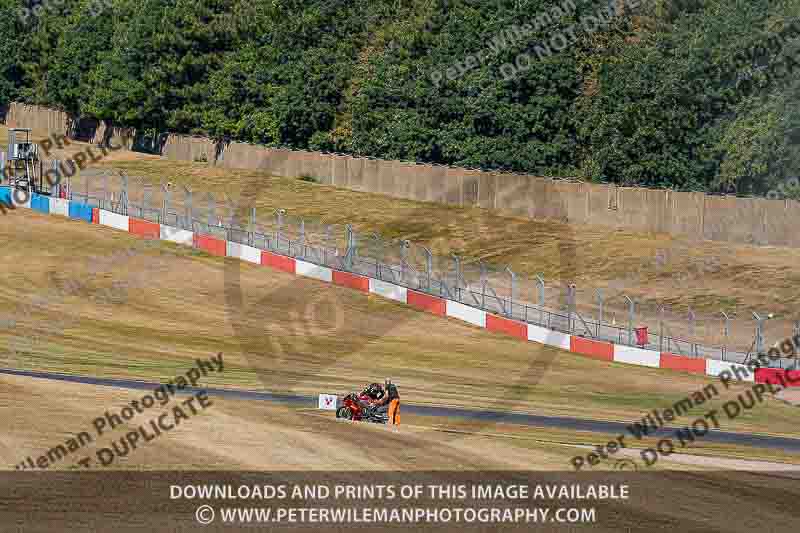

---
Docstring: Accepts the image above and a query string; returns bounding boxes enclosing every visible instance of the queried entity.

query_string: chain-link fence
[62,171,798,370]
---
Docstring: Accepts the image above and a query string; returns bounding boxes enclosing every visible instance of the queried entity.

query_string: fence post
[688,308,697,356]
[752,312,765,359]
[506,266,516,318]
[451,254,462,302]
[344,224,355,270]
[401,240,410,283]
[184,186,193,231]
[659,306,665,353]
[720,311,730,361]
[249,207,256,247]
[535,274,545,326]
[101,173,107,209]
[120,173,128,215]
[624,295,635,346]
[423,247,433,292]
[794,320,800,370]
[276,209,286,252]
[225,197,235,241]
[161,182,170,225]
[567,283,577,333]
[595,289,604,338]
[480,261,489,309]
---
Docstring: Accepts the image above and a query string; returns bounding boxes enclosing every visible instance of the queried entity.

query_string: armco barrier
[49,197,69,217]
[129,218,160,239]
[160,225,192,245]
[407,290,446,316]
[659,353,706,374]
[99,210,129,231]
[368,279,408,304]
[332,270,370,292]
[446,300,487,328]
[295,259,333,282]
[527,324,571,350]
[754,368,800,387]
[226,242,261,264]
[31,193,49,214]
[68,202,93,223]
[193,234,226,257]
[570,336,614,361]
[614,345,661,368]
[486,314,527,340]
[705,359,755,382]
[261,250,296,273]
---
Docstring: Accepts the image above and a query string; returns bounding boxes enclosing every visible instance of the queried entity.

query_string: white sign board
[318,394,338,410]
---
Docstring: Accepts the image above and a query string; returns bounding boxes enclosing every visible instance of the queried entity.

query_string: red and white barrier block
[614,345,661,368]
[296,260,333,283]
[368,279,407,304]
[528,324,571,351]
[445,301,486,328]
[160,225,193,246]
[226,242,261,264]
[99,210,129,231]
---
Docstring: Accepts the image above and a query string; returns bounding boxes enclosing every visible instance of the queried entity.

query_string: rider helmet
[365,382,384,399]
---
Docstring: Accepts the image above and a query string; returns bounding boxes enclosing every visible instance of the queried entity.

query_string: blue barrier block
[68,201,93,223]
[31,193,50,214]
[0,187,11,206]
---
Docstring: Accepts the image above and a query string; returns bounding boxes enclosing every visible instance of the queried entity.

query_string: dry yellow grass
[1,208,798,442]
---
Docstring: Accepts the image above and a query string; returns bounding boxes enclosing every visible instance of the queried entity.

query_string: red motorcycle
[336,392,388,424]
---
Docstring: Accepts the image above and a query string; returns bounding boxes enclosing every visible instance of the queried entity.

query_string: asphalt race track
[2,366,799,453]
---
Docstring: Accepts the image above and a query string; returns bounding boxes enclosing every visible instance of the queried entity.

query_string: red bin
[635,326,649,347]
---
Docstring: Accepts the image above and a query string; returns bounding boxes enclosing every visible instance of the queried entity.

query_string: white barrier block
[226,242,261,264]
[318,394,338,410]
[160,225,193,246]
[527,324,571,350]
[445,300,486,328]
[296,260,333,283]
[49,197,69,217]
[614,345,661,368]
[99,210,129,231]
[706,359,755,382]
[369,278,408,303]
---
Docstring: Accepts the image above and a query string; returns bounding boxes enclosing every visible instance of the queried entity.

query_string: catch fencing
[63,171,798,370]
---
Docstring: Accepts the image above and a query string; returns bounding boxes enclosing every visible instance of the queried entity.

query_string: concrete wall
[6,103,72,137]
[7,102,800,248]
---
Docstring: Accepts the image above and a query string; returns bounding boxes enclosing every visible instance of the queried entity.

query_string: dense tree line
[1,0,798,196]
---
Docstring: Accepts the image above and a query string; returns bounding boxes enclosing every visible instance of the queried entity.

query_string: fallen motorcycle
[335,392,388,424]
